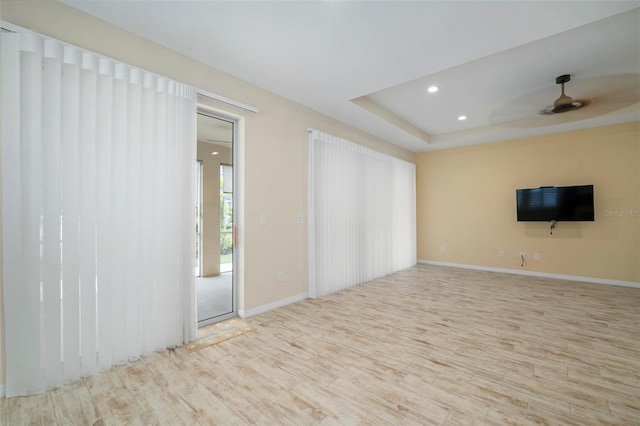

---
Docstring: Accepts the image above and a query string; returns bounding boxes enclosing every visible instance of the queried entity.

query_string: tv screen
[516,185,594,222]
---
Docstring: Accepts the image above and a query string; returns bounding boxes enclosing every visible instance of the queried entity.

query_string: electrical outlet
[260,214,267,226]
[440,245,446,252]
[296,214,304,224]
[534,253,541,261]
[499,250,505,257]
[278,272,285,282]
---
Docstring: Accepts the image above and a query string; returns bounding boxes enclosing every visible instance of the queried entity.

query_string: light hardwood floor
[2,264,639,425]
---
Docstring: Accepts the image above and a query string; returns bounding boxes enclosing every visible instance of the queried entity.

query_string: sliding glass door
[195,109,237,326]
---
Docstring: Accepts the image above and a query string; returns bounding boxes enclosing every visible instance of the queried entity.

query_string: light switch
[260,214,267,226]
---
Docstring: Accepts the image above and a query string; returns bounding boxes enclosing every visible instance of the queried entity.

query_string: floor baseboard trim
[239,292,308,318]
[417,259,640,289]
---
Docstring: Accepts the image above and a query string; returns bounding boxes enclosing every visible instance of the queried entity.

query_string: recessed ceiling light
[211,151,219,155]
[427,85,439,93]
[458,115,467,121]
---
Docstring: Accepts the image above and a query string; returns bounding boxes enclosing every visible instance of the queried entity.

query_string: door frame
[196,105,241,326]
[195,159,203,278]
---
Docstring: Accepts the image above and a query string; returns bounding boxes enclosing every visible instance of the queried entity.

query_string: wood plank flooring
[2,264,639,425]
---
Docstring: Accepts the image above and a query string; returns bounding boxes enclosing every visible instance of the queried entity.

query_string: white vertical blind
[308,130,416,298]
[1,30,197,397]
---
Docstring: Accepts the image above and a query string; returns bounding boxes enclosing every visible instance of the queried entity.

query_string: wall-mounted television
[516,185,595,222]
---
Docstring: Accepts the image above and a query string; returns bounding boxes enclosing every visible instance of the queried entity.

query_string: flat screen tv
[516,185,594,222]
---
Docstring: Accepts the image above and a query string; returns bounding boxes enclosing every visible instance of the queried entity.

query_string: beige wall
[416,122,640,283]
[197,142,232,277]
[0,1,415,385]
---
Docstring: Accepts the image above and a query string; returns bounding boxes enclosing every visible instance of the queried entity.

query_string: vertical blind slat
[61,60,81,383]
[95,72,113,371]
[79,64,98,374]
[2,34,28,396]
[42,54,63,388]
[22,48,46,394]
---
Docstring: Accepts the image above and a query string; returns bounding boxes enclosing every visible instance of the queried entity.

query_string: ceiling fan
[491,73,638,128]
[540,74,590,115]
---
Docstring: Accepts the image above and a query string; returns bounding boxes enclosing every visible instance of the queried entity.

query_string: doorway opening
[196,110,236,326]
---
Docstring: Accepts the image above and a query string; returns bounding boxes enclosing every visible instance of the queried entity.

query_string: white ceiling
[60,0,640,152]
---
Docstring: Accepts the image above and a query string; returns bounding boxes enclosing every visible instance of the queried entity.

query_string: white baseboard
[239,292,308,318]
[0,383,5,398]
[417,259,640,289]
